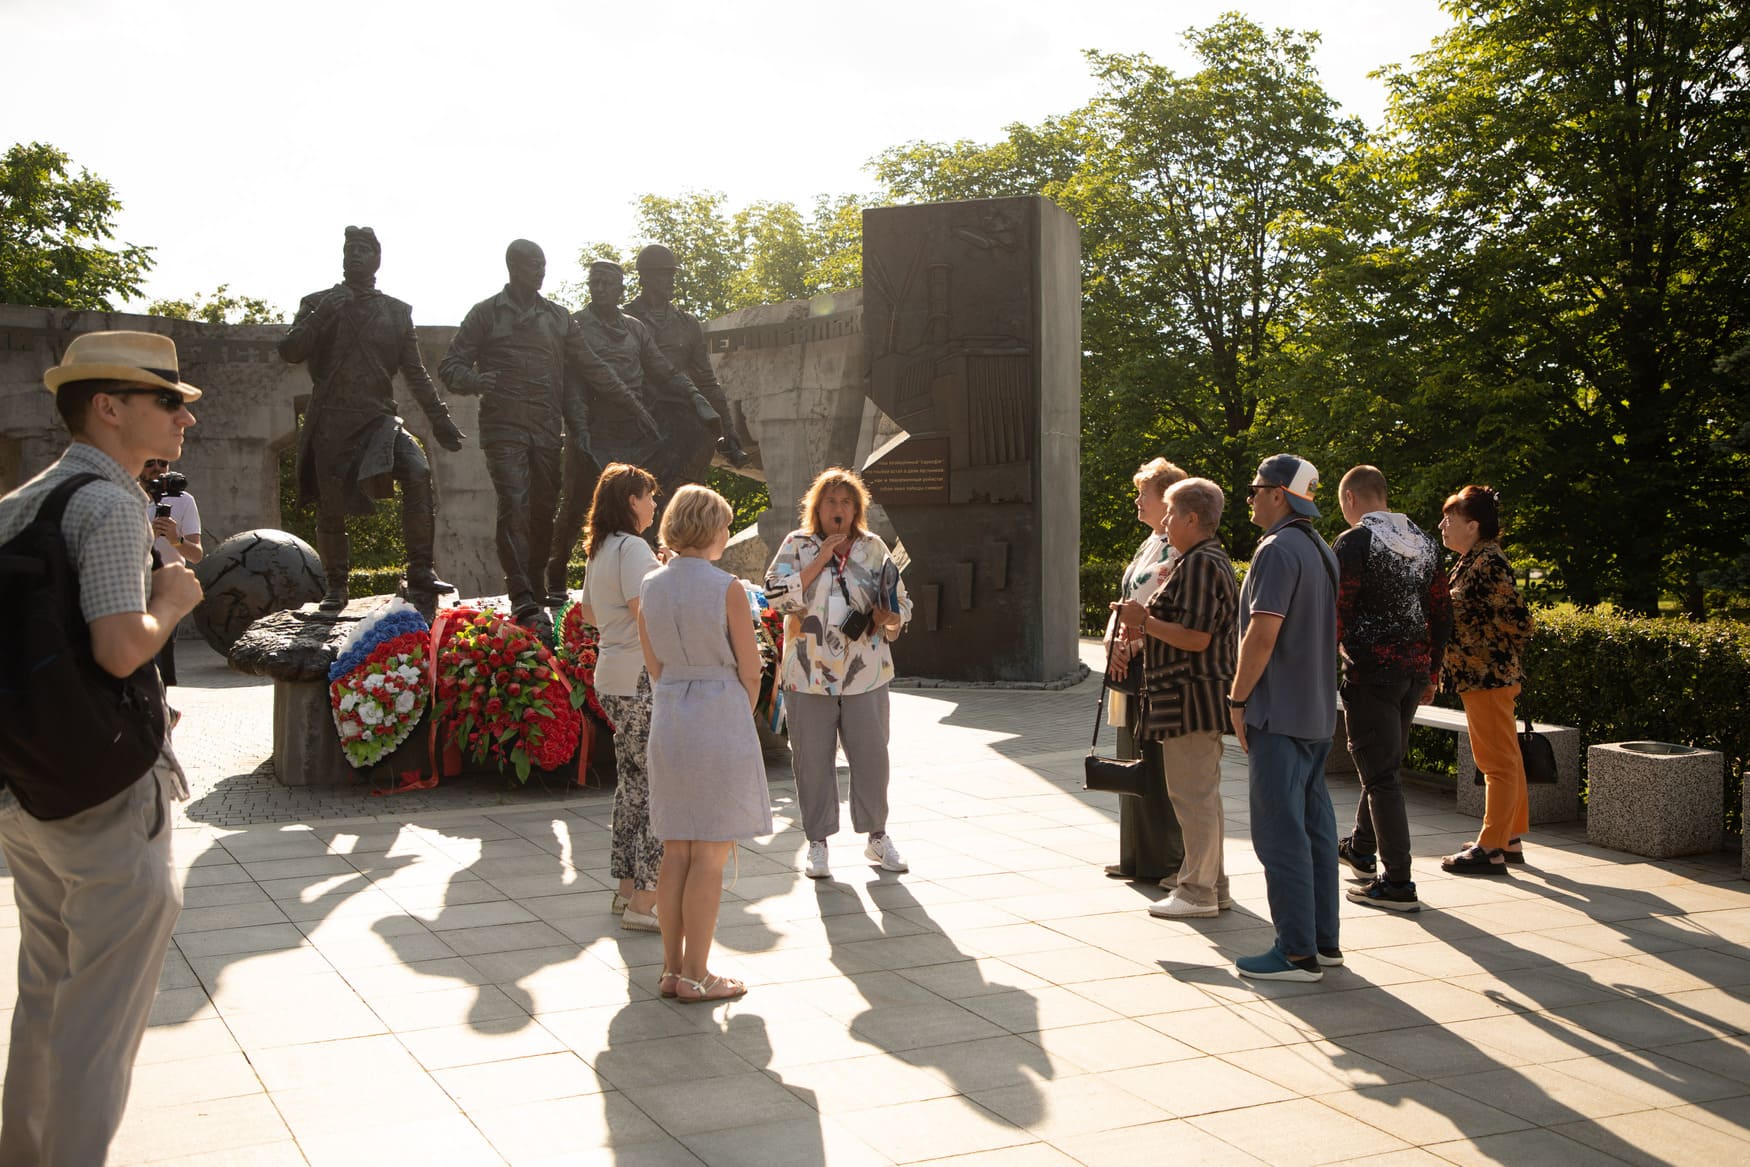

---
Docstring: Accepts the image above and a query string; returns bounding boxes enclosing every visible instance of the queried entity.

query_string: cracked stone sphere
[192,529,326,653]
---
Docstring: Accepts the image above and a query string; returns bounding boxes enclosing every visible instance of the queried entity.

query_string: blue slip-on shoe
[1236,943,1323,982]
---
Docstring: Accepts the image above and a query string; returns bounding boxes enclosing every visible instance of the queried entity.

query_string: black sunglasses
[107,388,187,412]
[1245,483,1280,497]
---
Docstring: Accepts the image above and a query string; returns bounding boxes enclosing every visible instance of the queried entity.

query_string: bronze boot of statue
[401,475,454,600]
[316,527,350,611]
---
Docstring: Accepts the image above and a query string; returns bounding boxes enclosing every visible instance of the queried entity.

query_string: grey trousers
[785,687,891,842]
[0,767,182,1167]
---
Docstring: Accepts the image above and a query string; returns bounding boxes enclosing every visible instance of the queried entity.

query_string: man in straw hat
[0,330,203,1163]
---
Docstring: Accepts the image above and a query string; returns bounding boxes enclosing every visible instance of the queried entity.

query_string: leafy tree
[872,20,1359,560]
[1314,0,1750,614]
[0,141,154,309]
[147,284,282,324]
[573,190,865,319]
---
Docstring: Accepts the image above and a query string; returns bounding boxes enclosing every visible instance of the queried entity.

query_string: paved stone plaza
[3,641,1748,1165]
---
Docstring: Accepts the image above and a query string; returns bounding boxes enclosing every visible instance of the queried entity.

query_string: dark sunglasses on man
[106,388,188,412]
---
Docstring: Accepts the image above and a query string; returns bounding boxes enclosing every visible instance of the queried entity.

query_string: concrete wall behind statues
[0,306,504,599]
[703,289,905,580]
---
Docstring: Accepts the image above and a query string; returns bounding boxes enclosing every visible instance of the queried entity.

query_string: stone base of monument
[1457,724,1581,825]
[272,679,354,787]
[230,597,393,787]
[1587,741,1723,859]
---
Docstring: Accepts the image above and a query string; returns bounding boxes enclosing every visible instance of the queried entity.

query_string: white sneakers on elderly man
[1148,891,1221,919]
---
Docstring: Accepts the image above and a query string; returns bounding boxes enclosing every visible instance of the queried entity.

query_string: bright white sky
[4,0,1453,325]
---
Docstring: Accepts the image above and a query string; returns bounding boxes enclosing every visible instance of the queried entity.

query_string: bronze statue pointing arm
[565,319,661,439]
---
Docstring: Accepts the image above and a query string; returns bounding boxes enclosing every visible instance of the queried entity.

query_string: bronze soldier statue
[543,259,718,600]
[624,243,749,474]
[440,240,656,640]
[278,226,465,611]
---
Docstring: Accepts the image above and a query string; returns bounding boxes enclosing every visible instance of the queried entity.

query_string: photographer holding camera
[764,468,911,881]
[139,458,201,685]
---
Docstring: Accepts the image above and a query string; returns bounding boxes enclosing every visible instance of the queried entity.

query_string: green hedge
[1520,606,1749,833]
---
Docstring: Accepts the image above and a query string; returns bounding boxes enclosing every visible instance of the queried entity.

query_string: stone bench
[1329,700,1580,825]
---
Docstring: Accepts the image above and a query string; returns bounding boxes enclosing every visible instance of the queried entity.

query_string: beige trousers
[1149,730,1229,907]
[0,767,182,1166]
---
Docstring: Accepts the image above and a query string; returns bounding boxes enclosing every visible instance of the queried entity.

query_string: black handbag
[1519,718,1558,785]
[1472,716,1559,785]
[1084,645,1154,798]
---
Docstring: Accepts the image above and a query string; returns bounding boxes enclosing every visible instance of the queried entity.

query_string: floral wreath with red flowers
[433,607,583,782]
[553,599,613,729]
[328,599,432,769]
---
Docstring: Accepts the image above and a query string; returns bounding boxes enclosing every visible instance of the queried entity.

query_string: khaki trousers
[0,768,182,1167]
[1148,729,1228,907]
[1461,684,1530,850]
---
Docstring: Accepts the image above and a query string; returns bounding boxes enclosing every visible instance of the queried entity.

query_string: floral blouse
[1442,540,1534,693]
[764,528,913,696]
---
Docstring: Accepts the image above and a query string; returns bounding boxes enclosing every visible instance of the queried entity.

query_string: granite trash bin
[1587,741,1723,859]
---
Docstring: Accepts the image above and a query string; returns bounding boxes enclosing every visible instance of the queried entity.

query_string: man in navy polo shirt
[1227,454,1341,982]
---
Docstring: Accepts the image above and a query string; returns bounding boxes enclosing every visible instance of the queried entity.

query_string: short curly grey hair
[1167,477,1224,531]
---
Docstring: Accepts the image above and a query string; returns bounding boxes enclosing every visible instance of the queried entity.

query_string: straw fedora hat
[43,331,202,401]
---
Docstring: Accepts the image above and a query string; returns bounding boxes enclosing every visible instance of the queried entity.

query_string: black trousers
[483,434,562,616]
[1342,674,1421,882]
[1115,700,1184,880]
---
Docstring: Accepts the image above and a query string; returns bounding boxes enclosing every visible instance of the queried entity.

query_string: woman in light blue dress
[638,485,772,1002]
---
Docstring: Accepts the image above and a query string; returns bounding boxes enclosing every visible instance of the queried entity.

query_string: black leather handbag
[1472,716,1559,785]
[1084,645,1154,798]
[1519,718,1559,785]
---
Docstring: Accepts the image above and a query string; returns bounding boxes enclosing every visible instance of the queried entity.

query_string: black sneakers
[1337,836,1377,877]
[1346,877,1421,912]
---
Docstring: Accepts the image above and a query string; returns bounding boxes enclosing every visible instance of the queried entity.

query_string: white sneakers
[865,834,908,873]
[1148,891,1221,919]
[805,836,909,877]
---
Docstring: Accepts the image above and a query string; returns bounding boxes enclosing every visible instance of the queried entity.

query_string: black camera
[838,609,874,640]
[146,470,187,504]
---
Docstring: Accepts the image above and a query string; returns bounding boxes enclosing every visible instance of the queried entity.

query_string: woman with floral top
[764,468,912,881]
[1438,485,1535,874]
[1101,457,1188,885]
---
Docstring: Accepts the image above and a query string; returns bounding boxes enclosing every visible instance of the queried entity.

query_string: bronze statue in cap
[624,243,749,472]
[543,258,719,600]
[278,226,465,611]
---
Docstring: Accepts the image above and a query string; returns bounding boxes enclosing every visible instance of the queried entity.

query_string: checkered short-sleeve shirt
[0,442,153,622]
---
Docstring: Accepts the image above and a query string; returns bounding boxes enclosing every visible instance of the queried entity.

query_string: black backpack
[0,473,166,819]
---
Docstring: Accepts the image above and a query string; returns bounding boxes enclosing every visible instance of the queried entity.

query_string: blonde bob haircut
[659,484,734,552]
[798,466,871,536]
[1133,457,1187,499]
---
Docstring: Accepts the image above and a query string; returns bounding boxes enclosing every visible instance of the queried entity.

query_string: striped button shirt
[1137,537,1240,741]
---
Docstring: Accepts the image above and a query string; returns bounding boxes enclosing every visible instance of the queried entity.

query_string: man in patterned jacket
[1332,465,1452,912]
